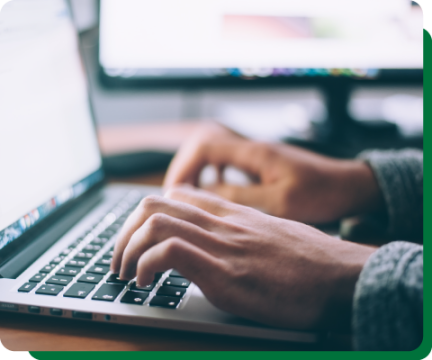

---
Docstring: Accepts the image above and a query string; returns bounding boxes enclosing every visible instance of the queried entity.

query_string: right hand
[112,186,376,331]
[163,123,384,224]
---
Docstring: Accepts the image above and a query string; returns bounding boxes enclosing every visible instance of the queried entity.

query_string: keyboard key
[40,265,55,273]
[56,267,80,276]
[83,244,102,252]
[95,258,112,266]
[99,230,115,239]
[130,282,155,292]
[36,284,64,296]
[18,283,37,292]
[106,224,122,232]
[154,272,164,281]
[50,256,65,265]
[87,265,110,275]
[157,286,186,298]
[64,283,95,299]
[66,259,89,268]
[75,252,95,259]
[91,237,108,245]
[150,296,180,308]
[92,284,124,302]
[103,251,113,258]
[106,274,129,285]
[78,273,103,284]
[29,273,46,283]
[163,277,190,288]
[120,291,149,305]
[169,270,184,278]
[60,248,72,256]
[46,275,74,286]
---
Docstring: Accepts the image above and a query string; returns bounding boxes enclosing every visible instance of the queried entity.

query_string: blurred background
[68,0,423,175]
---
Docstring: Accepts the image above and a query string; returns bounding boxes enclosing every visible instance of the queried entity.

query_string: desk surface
[0,123,352,351]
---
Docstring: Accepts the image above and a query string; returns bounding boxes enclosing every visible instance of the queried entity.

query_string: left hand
[111,186,375,331]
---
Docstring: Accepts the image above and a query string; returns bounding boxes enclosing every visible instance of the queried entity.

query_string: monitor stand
[286,78,422,159]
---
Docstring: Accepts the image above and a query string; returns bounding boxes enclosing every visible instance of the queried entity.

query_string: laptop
[0,0,318,343]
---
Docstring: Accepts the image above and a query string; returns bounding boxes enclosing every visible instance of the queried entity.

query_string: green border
[27,29,431,360]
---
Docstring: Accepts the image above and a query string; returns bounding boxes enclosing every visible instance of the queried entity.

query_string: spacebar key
[92,284,124,302]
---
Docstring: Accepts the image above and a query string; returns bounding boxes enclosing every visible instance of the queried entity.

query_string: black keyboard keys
[130,282,155,292]
[18,283,37,292]
[67,259,89,268]
[163,277,190,288]
[64,283,95,299]
[77,273,103,284]
[50,256,65,265]
[157,286,186,298]
[90,237,109,246]
[40,264,55,274]
[46,275,74,286]
[103,250,114,258]
[83,244,102,252]
[95,258,112,266]
[87,265,110,275]
[92,284,124,302]
[169,270,184,278]
[36,284,64,296]
[29,273,46,283]
[120,291,149,305]
[60,248,72,256]
[75,252,94,259]
[56,267,80,277]
[106,274,129,285]
[150,296,180,308]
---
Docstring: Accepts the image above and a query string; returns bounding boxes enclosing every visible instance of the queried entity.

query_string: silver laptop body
[0,0,318,343]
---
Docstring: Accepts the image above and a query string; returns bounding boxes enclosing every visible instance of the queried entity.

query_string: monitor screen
[0,0,103,252]
[99,0,422,81]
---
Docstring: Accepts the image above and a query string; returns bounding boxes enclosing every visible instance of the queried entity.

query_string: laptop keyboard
[17,191,191,309]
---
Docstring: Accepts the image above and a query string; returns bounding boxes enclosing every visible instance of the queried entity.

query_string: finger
[136,237,221,294]
[163,138,263,190]
[111,194,220,273]
[208,184,271,210]
[119,213,219,280]
[165,185,235,217]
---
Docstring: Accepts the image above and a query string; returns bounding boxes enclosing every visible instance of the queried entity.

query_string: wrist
[338,160,386,216]
[321,241,377,331]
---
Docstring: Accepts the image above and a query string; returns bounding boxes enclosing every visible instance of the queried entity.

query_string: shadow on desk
[0,311,352,351]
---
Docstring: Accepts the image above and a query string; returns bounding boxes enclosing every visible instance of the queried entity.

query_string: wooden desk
[0,123,352,351]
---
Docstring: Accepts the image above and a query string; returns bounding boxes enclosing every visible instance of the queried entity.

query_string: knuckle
[166,186,185,199]
[139,195,162,211]
[163,238,183,258]
[146,213,169,232]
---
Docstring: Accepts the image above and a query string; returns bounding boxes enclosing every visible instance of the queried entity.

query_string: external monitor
[98,0,423,86]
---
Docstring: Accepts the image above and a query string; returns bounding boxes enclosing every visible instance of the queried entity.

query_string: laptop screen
[0,0,103,253]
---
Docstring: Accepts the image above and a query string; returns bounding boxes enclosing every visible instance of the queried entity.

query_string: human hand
[111,186,376,331]
[163,123,384,224]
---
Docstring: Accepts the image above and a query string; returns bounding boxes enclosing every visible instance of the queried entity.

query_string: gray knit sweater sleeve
[352,149,423,350]
[358,149,423,240]
[353,241,423,350]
